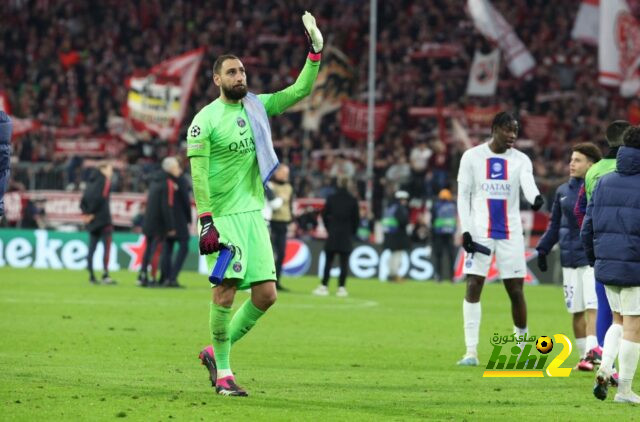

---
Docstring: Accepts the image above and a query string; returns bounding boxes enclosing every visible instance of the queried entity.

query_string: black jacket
[80,170,112,232]
[143,171,176,237]
[322,188,360,253]
[171,174,192,240]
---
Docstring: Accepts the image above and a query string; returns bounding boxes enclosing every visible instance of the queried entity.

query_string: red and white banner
[339,100,392,141]
[54,135,125,158]
[4,191,146,227]
[467,0,536,78]
[572,0,599,45]
[598,0,640,96]
[466,49,500,96]
[124,48,204,142]
[5,190,197,230]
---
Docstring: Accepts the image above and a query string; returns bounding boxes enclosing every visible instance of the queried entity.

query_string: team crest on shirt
[236,117,246,128]
[233,261,242,272]
[190,125,201,137]
[487,158,508,180]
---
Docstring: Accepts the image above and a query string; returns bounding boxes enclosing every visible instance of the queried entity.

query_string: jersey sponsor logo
[228,138,255,155]
[486,158,508,180]
[189,125,201,137]
[237,117,246,128]
[188,142,204,150]
[480,182,512,197]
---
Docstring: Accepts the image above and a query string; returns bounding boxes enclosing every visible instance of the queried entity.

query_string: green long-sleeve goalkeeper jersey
[187,57,320,217]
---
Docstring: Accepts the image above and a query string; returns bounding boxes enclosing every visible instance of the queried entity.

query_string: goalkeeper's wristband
[308,52,322,62]
[199,213,214,231]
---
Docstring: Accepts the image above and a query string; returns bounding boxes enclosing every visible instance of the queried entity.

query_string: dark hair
[213,54,240,75]
[623,126,640,149]
[491,112,519,133]
[572,142,602,163]
[605,120,631,147]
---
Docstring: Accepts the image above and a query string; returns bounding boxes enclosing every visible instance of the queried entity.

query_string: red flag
[124,48,204,142]
[339,100,392,141]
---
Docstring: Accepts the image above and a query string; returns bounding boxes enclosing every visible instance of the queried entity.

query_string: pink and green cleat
[198,346,217,387]
[216,376,248,397]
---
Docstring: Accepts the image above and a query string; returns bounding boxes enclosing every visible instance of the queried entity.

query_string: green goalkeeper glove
[302,11,323,53]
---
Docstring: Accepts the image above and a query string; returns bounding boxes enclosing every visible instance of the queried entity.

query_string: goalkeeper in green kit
[189,12,323,396]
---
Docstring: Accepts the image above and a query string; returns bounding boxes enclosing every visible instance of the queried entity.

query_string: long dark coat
[322,188,360,253]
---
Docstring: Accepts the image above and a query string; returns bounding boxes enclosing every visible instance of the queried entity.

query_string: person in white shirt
[456,112,544,366]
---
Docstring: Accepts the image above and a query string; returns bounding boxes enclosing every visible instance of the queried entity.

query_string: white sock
[586,335,598,353]
[600,324,623,374]
[618,339,640,394]
[463,300,481,357]
[218,369,233,379]
[576,337,586,358]
[514,325,528,351]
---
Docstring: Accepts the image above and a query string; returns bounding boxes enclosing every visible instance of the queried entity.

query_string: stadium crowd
[2,0,639,221]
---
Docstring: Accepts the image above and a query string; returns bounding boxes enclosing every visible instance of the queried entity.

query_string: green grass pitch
[0,268,636,420]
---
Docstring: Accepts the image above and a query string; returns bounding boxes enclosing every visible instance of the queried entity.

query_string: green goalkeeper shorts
[205,210,276,290]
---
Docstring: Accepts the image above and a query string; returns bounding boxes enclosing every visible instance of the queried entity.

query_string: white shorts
[605,285,640,316]
[561,266,598,313]
[462,235,526,279]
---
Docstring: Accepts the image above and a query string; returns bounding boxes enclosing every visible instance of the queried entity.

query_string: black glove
[199,214,220,255]
[532,195,544,211]
[462,232,475,254]
[537,250,548,272]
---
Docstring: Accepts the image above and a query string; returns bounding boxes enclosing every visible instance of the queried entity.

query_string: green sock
[229,299,265,345]
[210,303,232,370]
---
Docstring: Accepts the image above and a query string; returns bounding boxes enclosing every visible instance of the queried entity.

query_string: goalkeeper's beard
[222,84,248,101]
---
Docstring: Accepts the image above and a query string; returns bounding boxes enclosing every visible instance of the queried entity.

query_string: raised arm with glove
[302,11,323,54]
